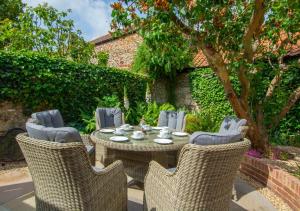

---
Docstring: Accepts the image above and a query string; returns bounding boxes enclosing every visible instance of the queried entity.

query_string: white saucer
[172,132,189,137]
[100,129,114,133]
[154,139,173,144]
[131,135,144,140]
[109,136,128,142]
[152,126,164,130]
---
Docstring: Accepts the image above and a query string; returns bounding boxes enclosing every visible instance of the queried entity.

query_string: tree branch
[169,12,203,40]
[243,0,266,61]
[238,65,251,110]
[238,0,265,110]
[270,86,300,128]
[200,43,249,118]
[265,57,289,99]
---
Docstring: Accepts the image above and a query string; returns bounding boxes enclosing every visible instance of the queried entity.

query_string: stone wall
[94,34,198,109]
[0,101,27,135]
[151,72,198,109]
[94,33,143,69]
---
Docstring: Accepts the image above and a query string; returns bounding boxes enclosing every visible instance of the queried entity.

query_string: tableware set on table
[100,123,188,144]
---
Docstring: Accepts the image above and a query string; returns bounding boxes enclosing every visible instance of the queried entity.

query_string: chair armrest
[80,134,94,146]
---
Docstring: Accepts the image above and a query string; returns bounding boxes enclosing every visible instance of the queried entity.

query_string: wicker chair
[144,139,250,211]
[17,133,127,211]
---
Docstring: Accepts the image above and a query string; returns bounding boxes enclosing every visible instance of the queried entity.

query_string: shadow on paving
[0,176,276,211]
[0,181,33,205]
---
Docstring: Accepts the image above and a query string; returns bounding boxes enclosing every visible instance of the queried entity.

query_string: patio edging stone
[239,155,300,211]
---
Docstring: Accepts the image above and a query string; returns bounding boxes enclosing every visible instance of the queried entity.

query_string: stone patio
[0,167,277,211]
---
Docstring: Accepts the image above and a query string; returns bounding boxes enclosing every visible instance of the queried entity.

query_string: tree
[0,3,94,63]
[0,0,24,21]
[111,0,300,151]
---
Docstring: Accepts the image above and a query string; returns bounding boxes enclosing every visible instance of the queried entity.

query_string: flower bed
[240,155,300,210]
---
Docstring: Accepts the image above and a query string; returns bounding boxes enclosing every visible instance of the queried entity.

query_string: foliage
[125,102,147,125]
[125,102,176,126]
[0,50,147,123]
[190,67,299,147]
[96,51,109,66]
[131,22,192,79]
[96,95,121,108]
[185,112,219,133]
[81,112,96,134]
[0,0,24,21]
[0,3,94,63]
[143,102,176,126]
[111,0,300,151]
[190,68,235,125]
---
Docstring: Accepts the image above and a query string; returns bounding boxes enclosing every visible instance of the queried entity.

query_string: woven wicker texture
[16,133,127,211]
[144,139,251,211]
[81,134,96,165]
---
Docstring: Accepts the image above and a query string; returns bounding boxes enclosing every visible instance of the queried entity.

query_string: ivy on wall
[189,67,299,146]
[0,50,147,122]
[189,68,235,126]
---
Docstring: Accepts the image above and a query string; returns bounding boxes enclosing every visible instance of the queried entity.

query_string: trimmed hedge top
[0,51,148,122]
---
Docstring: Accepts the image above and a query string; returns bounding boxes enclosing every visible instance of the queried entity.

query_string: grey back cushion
[95,108,122,128]
[158,111,186,131]
[189,131,242,145]
[219,116,247,133]
[31,109,64,128]
[26,122,82,143]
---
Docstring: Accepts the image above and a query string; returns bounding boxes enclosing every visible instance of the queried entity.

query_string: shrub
[185,111,219,133]
[96,51,109,66]
[0,50,147,123]
[125,102,176,126]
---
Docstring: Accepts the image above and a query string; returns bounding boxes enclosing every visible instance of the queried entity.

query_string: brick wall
[240,155,300,210]
[94,33,142,69]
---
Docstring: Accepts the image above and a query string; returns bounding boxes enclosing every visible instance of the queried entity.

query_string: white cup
[115,128,124,135]
[121,124,130,130]
[142,125,152,131]
[161,127,170,133]
[133,131,144,139]
[159,130,171,138]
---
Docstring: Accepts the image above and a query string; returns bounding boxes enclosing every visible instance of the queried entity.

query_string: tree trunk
[201,45,268,152]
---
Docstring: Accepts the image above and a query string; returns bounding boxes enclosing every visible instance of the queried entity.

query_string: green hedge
[0,51,147,122]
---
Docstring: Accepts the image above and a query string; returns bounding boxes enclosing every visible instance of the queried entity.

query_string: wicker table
[90,127,189,183]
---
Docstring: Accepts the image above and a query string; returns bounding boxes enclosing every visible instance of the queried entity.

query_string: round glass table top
[91,126,190,152]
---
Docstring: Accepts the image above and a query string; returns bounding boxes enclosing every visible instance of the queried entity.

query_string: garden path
[0,166,277,211]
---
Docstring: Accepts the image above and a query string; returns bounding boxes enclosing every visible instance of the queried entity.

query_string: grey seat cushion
[189,131,242,145]
[158,111,186,131]
[219,116,247,134]
[32,109,64,128]
[26,122,82,143]
[95,108,123,128]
